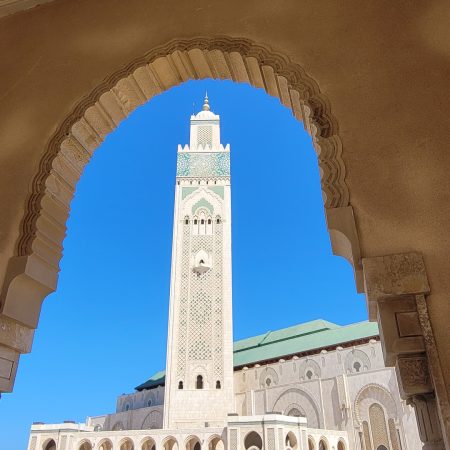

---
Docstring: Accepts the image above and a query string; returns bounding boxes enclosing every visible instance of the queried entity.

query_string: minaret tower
[164,95,234,429]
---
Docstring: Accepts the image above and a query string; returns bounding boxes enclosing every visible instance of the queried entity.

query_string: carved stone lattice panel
[176,222,191,378]
[267,428,275,450]
[395,355,432,397]
[188,236,214,360]
[230,429,237,450]
[212,221,223,381]
[197,126,212,146]
[369,403,390,449]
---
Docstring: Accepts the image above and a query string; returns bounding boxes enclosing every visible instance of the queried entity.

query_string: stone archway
[0,32,447,448]
[272,387,322,428]
[1,35,360,394]
[354,383,398,426]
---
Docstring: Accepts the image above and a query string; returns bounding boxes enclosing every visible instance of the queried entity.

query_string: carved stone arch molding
[272,387,322,428]
[142,409,163,429]
[0,36,359,393]
[354,383,397,426]
[17,35,350,254]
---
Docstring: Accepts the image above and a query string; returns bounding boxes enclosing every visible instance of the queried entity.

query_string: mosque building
[28,97,422,450]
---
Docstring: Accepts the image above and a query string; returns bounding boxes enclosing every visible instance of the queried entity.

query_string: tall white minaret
[163,95,234,429]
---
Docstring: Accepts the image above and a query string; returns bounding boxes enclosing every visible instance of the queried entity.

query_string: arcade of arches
[1,0,450,448]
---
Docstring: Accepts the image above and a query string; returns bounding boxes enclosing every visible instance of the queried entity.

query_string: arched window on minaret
[178,380,183,390]
[196,375,204,389]
[216,380,221,389]
[216,216,221,225]
[198,210,207,235]
[206,218,213,234]
[184,216,189,225]
[193,216,199,235]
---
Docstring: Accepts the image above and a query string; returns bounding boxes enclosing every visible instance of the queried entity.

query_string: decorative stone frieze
[396,355,432,397]
[363,252,430,321]
[362,252,449,448]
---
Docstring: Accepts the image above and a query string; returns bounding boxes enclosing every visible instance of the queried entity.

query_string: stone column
[0,253,56,392]
[362,252,450,450]
[0,314,34,392]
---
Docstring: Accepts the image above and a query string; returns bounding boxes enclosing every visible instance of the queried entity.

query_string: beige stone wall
[2,0,450,444]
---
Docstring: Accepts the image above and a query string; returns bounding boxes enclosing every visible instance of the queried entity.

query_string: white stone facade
[28,100,423,450]
[28,338,422,450]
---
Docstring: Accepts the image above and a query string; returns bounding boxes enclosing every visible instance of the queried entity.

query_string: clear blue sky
[0,80,367,450]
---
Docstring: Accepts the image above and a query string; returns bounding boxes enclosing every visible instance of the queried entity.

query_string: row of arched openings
[55,435,225,450]
[178,376,221,389]
[184,214,221,236]
[307,437,346,450]
[241,431,345,450]
[41,434,347,450]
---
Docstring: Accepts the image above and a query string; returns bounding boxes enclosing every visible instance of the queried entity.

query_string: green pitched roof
[135,319,379,391]
[233,320,378,367]
[135,370,165,391]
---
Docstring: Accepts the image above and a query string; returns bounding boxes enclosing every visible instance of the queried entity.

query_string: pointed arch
[5,35,354,393]
[354,383,398,425]
[244,431,263,450]
[15,36,348,261]
[272,387,322,428]
[119,438,135,450]
[98,439,113,450]
[42,439,56,450]
[141,437,156,450]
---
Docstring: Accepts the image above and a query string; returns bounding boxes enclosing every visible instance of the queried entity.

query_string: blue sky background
[0,80,367,450]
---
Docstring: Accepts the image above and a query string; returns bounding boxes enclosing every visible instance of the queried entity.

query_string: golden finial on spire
[202,92,210,111]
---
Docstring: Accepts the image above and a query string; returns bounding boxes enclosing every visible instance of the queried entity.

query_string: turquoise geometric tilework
[192,198,214,214]
[177,152,230,177]
[182,187,198,199]
[208,186,224,199]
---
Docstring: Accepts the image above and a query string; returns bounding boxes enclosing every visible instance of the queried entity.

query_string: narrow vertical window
[196,375,204,389]
[178,380,183,389]
[216,380,221,389]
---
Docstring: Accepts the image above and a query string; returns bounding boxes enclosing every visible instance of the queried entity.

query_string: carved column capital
[0,314,34,393]
[362,252,430,320]
[396,354,433,398]
[362,252,449,448]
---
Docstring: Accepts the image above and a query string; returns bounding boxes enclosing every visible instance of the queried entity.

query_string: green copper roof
[233,320,378,367]
[135,320,378,391]
[135,370,165,391]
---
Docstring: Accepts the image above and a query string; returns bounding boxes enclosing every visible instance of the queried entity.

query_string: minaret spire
[202,92,210,111]
[164,100,233,428]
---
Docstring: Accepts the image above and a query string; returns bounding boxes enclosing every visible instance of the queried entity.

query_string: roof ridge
[234,319,339,345]
[257,330,272,346]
